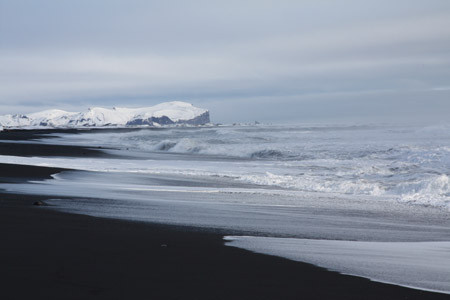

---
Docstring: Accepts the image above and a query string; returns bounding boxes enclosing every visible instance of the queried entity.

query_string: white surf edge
[0,154,449,211]
[223,236,450,295]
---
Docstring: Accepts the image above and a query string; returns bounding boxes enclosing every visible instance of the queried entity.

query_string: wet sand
[0,130,448,299]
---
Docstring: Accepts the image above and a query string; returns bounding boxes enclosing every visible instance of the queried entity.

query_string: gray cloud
[0,0,449,123]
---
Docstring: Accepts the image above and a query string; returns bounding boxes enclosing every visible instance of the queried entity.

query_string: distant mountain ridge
[0,101,210,129]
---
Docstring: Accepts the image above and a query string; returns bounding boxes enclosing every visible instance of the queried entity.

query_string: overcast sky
[1,0,449,123]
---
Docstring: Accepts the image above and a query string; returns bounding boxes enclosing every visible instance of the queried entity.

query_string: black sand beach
[1,131,449,300]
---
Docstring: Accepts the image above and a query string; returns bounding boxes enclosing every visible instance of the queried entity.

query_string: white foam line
[224,236,450,295]
[123,187,222,194]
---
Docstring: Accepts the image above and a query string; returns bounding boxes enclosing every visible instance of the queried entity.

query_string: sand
[0,130,448,299]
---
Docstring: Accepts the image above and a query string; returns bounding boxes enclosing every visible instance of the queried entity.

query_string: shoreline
[1,130,449,299]
[0,165,448,299]
[1,191,449,300]
[224,235,450,295]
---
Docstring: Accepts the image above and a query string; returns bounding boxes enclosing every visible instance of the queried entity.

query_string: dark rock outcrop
[127,116,175,126]
[177,111,210,125]
[126,111,210,126]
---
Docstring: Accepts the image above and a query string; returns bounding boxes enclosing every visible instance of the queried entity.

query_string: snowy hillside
[0,102,210,129]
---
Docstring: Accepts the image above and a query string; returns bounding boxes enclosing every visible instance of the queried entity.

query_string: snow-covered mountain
[0,101,210,129]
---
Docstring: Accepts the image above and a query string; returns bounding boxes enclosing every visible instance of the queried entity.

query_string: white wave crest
[397,174,450,208]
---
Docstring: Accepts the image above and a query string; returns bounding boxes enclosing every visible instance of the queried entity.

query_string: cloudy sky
[1,0,449,123]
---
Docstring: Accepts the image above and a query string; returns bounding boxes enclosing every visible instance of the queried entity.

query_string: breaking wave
[396,174,450,208]
[153,140,177,151]
[40,123,450,209]
[250,150,285,159]
[147,138,292,159]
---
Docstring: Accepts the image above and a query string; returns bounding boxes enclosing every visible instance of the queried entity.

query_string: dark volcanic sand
[0,131,449,300]
[0,142,109,157]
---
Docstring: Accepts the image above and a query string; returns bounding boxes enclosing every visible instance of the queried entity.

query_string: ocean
[1,123,450,293]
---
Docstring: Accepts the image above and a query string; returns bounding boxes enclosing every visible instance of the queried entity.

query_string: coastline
[0,130,449,299]
[2,189,449,300]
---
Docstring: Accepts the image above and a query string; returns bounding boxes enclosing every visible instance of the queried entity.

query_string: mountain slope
[0,102,210,129]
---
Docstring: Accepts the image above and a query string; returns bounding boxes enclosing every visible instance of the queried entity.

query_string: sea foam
[225,236,450,294]
[2,123,450,210]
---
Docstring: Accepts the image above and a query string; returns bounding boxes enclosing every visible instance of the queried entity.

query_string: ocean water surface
[1,123,450,292]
